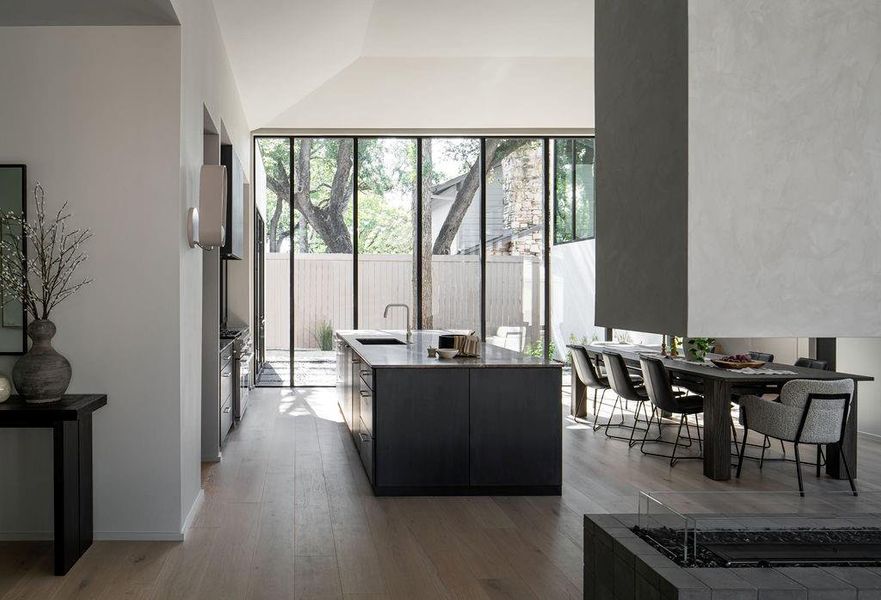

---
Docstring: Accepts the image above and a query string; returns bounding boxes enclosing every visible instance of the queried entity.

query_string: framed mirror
[0,164,27,354]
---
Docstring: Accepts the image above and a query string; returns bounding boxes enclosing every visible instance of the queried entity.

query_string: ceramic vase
[0,375,11,403]
[12,319,71,403]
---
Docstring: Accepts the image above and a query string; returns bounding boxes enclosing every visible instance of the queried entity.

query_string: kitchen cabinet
[335,331,562,496]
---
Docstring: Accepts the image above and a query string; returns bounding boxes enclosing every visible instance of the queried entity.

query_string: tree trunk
[432,139,528,255]
[418,141,433,328]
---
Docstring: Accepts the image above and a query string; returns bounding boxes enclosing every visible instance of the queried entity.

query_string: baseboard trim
[0,531,185,541]
[0,532,53,541]
[95,531,184,541]
[180,488,205,537]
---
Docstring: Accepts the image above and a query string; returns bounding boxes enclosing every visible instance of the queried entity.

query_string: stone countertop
[337,330,562,369]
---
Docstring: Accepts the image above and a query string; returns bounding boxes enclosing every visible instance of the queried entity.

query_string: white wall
[172,0,251,532]
[0,4,250,539]
[837,338,881,437]
[687,0,881,337]
[550,240,604,360]
[265,57,594,131]
[0,26,183,538]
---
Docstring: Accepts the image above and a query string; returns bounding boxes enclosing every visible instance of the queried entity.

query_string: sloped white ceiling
[212,0,594,130]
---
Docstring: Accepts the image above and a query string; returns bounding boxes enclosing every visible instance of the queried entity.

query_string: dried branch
[0,183,93,321]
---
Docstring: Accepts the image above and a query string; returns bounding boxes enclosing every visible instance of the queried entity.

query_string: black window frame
[552,136,596,245]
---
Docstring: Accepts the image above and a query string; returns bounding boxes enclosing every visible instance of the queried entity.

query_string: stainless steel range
[221,327,252,422]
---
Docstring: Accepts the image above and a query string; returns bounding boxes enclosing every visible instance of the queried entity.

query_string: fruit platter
[710,354,767,369]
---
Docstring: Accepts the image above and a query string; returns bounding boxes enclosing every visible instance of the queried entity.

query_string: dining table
[577,342,874,481]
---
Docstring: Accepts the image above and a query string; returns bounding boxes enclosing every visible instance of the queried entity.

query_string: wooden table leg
[826,382,858,480]
[570,369,587,419]
[703,379,732,480]
[53,415,93,575]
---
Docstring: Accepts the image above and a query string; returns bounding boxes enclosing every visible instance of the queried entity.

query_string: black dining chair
[569,346,613,431]
[639,357,704,466]
[795,357,830,371]
[602,351,656,446]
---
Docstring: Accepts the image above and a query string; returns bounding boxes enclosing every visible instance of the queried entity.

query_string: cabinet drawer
[357,421,374,484]
[221,361,233,404]
[359,388,373,436]
[359,367,373,391]
[220,398,233,445]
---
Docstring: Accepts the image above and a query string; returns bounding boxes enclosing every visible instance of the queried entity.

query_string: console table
[0,394,107,575]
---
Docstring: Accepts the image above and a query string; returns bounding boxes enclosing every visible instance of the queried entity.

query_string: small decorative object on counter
[0,374,11,403]
[0,184,93,403]
[427,347,437,358]
[669,336,681,357]
[460,334,481,358]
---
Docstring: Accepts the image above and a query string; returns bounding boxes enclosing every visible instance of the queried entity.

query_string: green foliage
[524,338,557,360]
[313,320,334,352]
[686,337,716,361]
[565,332,599,364]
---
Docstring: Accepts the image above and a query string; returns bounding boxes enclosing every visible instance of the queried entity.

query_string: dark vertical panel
[479,139,487,341]
[353,138,359,329]
[415,139,423,328]
[288,137,295,386]
[595,0,689,335]
[816,338,837,370]
[543,138,551,360]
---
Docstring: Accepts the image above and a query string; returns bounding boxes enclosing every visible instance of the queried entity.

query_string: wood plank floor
[3,385,881,599]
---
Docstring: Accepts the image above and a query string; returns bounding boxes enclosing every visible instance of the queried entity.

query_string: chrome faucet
[383,303,411,343]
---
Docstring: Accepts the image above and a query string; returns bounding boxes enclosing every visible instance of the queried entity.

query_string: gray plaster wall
[594,0,689,336]
[687,0,881,337]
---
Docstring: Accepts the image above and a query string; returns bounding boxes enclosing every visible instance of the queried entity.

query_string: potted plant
[0,184,92,402]
[686,337,715,362]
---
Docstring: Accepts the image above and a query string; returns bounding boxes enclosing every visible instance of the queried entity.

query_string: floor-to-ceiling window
[255,135,588,387]
[291,138,355,386]
[420,138,481,333]
[485,139,547,356]
[356,138,417,331]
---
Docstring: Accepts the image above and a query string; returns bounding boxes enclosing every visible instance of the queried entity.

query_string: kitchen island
[336,330,563,495]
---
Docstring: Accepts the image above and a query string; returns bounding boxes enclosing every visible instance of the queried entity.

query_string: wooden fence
[264,253,541,349]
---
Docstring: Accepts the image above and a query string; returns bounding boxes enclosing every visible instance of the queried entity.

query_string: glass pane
[292,138,354,386]
[254,137,291,386]
[574,138,595,240]
[420,138,481,333]
[612,329,664,346]
[485,139,546,357]
[357,138,416,331]
[554,139,574,244]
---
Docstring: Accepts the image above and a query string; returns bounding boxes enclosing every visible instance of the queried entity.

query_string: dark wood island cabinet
[336,331,562,496]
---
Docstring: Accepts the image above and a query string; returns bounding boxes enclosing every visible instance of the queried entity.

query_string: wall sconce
[188,165,227,249]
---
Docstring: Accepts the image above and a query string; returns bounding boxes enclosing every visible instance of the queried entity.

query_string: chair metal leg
[629,401,647,447]
[670,415,685,467]
[736,428,749,478]
[640,407,655,453]
[592,388,598,419]
[759,438,767,470]
[794,444,804,497]
[839,441,858,497]
[592,389,611,432]
[816,445,822,478]
[693,414,703,453]
[602,396,622,438]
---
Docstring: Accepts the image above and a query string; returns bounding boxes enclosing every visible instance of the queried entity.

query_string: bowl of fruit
[710,354,767,369]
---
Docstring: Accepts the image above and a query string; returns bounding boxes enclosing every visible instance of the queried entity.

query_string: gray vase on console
[13,319,72,403]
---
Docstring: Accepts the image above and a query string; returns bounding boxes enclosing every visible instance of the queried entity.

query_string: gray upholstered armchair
[736,379,856,496]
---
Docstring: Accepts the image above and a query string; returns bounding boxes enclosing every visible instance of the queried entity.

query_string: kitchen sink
[356,337,406,345]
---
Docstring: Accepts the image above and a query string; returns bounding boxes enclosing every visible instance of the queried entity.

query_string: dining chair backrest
[749,351,774,363]
[639,356,678,412]
[603,351,643,402]
[570,346,606,388]
[781,379,854,444]
[794,357,830,371]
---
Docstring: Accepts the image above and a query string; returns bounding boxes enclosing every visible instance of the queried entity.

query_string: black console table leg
[53,414,93,575]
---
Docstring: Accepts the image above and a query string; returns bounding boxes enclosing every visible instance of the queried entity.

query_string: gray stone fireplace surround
[584,513,881,599]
